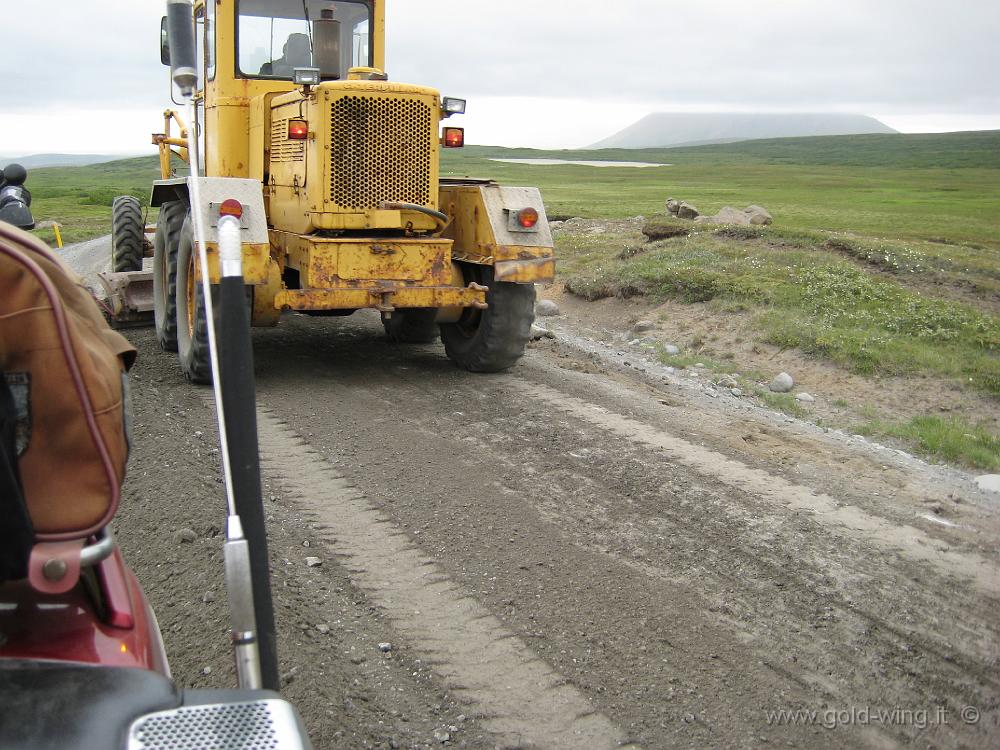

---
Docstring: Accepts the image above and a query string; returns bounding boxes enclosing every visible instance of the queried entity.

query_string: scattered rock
[975,475,1000,494]
[730,388,743,397]
[529,324,555,341]
[676,201,700,220]
[536,299,560,317]
[315,623,331,634]
[632,320,655,333]
[305,556,323,567]
[769,372,794,393]
[280,666,300,685]
[744,205,773,225]
[694,362,706,369]
[173,528,197,544]
[433,729,451,743]
[718,375,739,389]
[202,590,216,604]
[201,666,212,676]
[663,344,680,355]
[378,642,393,652]
[795,392,816,403]
[549,220,564,230]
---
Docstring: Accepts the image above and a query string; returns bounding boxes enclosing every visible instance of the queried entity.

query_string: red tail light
[443,127,464,148]
[517,207,539,228]
[288,120,308,140]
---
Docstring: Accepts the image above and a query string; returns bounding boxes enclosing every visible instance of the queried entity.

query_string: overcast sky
[1,0,998,155]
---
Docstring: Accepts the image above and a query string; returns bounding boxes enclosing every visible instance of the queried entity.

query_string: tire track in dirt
[254,407,640,750]
[518,381,1000,597]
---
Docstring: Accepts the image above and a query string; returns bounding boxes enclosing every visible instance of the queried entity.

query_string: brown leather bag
[0,222,136,545]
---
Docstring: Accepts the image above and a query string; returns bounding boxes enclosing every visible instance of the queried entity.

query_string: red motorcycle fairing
[0,545,169,675]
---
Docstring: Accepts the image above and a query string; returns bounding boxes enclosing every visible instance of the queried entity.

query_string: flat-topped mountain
[588,113,897,149]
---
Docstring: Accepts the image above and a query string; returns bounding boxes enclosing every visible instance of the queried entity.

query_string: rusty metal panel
[338,242,447,281]
[274,285,486,312]
[494,257,556,283]
[440,183,555,265]
[271,231,452,287]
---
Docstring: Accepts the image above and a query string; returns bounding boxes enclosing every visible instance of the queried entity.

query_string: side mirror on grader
[114,0,556,383]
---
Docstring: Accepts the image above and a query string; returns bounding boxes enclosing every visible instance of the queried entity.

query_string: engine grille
[270,118,304,163]
[328,95,432,210]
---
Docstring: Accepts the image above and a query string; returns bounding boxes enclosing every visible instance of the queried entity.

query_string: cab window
[237,0,372,81]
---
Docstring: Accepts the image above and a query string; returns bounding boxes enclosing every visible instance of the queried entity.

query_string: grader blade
[97,268,155,328]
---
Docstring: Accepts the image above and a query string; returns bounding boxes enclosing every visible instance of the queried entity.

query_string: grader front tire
[111,196,143,273]
[174,217,214,385]
[440,264,535,372]
[153,200,185,352]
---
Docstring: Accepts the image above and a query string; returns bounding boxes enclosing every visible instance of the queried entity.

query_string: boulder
[715,206,752,225]
[744,205,773,225]
[676,202,700,220]
[665,198,681,215]
[768,372,794,393]
[536,299,560,317]
[695,206,752,226]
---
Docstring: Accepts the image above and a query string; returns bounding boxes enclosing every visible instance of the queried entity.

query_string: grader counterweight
[141,0,554,382]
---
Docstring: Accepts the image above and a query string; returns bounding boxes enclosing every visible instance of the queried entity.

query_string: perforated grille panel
[328,95,433,210]
[270,118,304,163]
[128,700,306,750]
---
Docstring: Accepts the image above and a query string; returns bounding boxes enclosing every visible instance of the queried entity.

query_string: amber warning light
[443,127,464,148]
[517,207,539,228]
[219,199,243,218]
[288,120,309,140]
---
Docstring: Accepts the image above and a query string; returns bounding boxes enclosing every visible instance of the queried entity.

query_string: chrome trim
[127,698,311,750]
[80,528,116,568]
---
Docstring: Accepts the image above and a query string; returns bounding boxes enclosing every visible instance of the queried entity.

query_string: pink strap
[28,540,85,594]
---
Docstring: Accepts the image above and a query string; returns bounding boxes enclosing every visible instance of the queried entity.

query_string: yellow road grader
[115,0,554,382]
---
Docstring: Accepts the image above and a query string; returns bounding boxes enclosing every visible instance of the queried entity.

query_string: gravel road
[68,239,1000,749]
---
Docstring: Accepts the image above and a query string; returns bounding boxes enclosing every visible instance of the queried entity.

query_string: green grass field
[17,129,1000,467]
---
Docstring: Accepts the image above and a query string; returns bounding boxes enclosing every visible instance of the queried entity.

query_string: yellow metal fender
[439,180,556,283]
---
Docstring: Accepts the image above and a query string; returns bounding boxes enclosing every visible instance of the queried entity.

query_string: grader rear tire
[111,196,143,273]
[174,216,214,385]
[153,201,185,352]
[382,308,440,343]
[440,264,535,372]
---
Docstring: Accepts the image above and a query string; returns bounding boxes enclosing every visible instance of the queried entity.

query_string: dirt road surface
[68,238,999,749]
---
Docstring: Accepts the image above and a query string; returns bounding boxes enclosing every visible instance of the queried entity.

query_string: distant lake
[489,158,671,168]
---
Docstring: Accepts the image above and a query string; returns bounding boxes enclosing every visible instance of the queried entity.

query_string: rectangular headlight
[442,97,466,115]
[293,67,321,86]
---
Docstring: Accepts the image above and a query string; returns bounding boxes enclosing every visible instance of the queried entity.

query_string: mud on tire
[111,196,143,273]
[382,308,440,343]
[440,264,535,372]
[174,216,215,385]
[152,200,186,352]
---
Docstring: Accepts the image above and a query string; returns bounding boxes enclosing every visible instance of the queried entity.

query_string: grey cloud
[1,0,996,119]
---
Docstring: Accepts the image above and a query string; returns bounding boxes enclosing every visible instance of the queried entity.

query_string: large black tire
[175,217,214,385]
[111,196,143,272]
[382,308,440,343]
[440,264,535,372]
[152,201,186,352]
